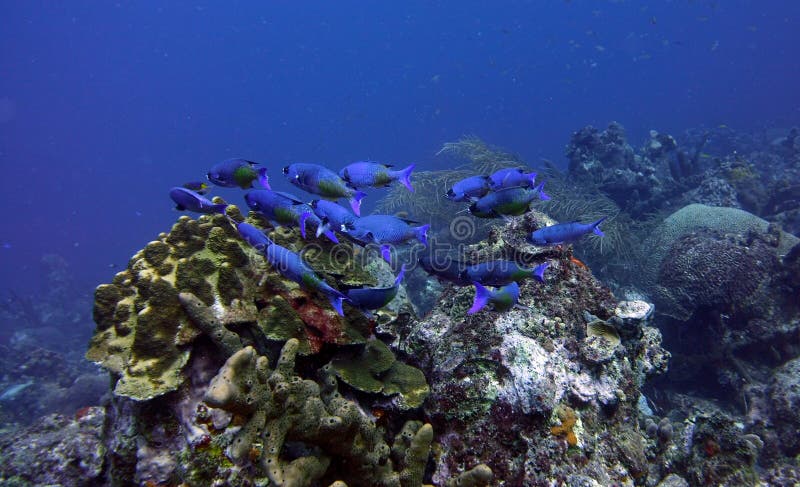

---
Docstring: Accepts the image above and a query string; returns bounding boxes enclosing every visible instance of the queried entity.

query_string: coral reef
[202,340,434,486]
[61,207,494,486]
[86,208,379,400]
[0,253,106,426]
[565,122,680,217]
[401,210,670,484]
[0,406,106,485]
[638,203,799,299]
[769,357,800,456]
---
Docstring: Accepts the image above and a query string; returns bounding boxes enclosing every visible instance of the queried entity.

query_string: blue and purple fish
[244,190,337,242]
[465,260,549,286]
[488,168,537,191]
[207,158,270,189]
[182,181,212,195]
[468,281,520,314]
[347,215,429,262]
[235,222,274,250]
[262,242,349,316]
[418,254,471,285]
[310,199,358,233]
[446,175,491,202]
[283,163,366,216]
[345,266,405,316]
[169,187,228,214]
[528,217,607,245]
[339,161,415,192]
[468,184,550,218]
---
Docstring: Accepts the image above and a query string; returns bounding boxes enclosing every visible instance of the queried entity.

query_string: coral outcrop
[639,204,799,303]
[86,208,378,400]
[73,208,494,486]
[402,210,670,484]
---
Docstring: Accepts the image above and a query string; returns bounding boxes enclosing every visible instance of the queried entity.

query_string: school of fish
[168,159,605,316]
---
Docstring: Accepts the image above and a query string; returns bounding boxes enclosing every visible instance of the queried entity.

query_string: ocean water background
[0,1,798,294]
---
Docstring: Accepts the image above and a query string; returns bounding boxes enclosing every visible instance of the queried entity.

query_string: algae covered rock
[87,210,379,400]
[404,213,667,484]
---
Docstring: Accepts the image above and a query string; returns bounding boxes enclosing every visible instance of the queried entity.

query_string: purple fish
[283,163,367,216]
[207,158,270,189]
[310,200,358,233]
[468,184,550,218]
[244,190,337,242]
[339,162,415,192]
[528,217,606,245]
[488,168,537,190]
[418,254,471,285]
[236,222,273,251]
[347,214,429,262]
[465,260,549,286]
[468,281,520,314]
[169,187,228,214]
[182,181,212,195]
[446,175,490,202]
[345,266,405,315]
[263,242,349,316]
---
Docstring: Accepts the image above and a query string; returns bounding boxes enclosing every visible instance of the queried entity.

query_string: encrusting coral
[330,339,430,410]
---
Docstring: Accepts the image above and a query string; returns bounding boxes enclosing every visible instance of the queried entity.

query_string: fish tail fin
[528,172,538,187]
[298,212,311,239]
[350,190,367,216]
[327,293,346,316]
[593,216,607,236]
[380,244,392,263]
[257,167,271,189]
[535,182,551,201]
[533,262,550,282]
[394,265,407,286]
[415,224,430,246]
[468,282,491,315]
[315,220,328,238]
[324,229,339,243]
[213,204,229,214]
[399,164,415,192]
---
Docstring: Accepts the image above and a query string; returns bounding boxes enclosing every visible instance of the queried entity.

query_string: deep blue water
[1,1,798,294]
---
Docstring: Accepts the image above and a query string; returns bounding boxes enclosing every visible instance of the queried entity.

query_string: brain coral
[654,229,782,320]
[639,204,799,293]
